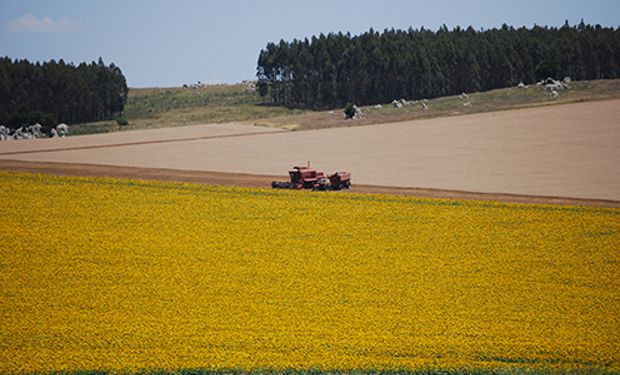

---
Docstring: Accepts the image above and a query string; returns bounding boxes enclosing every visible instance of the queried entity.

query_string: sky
[1,0,619,88]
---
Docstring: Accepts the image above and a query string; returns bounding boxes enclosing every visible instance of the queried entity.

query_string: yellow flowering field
[0,171,618,373]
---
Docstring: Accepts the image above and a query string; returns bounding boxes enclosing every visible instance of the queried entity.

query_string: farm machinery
[272,164,351,191]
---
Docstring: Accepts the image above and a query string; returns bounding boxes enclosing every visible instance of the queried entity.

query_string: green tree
[535,59,560,80]
[255,22,620,109]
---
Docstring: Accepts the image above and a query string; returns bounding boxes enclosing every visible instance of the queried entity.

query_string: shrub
[116,116,129,126]
[344,103,356,119]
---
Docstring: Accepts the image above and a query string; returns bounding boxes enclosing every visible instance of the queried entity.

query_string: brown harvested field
[1,159,617,207]
[0,122,284,155]
[1,99,619,203]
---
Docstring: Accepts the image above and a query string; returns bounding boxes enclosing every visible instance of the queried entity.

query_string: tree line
[256,21,620,108]
[0,57,128,129]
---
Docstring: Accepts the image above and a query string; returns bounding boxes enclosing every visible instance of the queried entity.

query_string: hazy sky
[1,0,619,87]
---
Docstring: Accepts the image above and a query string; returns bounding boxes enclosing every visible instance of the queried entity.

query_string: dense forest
[256,21,620,108]
[0,57,128,129]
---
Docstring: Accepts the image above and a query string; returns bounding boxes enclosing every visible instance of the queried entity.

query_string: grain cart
[327,171,352,189]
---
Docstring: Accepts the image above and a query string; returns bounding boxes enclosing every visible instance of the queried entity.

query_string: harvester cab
[289,166,326,189]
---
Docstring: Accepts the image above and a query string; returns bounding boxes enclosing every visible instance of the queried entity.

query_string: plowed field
[1,100,618,203]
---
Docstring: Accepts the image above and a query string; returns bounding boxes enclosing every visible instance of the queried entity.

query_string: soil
[1,99,618,207]
[0,159,617,208]
[0,122,284,155]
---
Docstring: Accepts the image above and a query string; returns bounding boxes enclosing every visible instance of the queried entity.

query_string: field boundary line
[1,159,618,208]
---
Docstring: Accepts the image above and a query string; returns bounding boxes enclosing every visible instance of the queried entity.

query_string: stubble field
[2,99,619,202]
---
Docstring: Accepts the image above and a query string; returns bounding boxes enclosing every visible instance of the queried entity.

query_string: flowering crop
[0,171,618,373]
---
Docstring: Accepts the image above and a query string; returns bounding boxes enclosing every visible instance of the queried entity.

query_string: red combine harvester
[272,164,351,191]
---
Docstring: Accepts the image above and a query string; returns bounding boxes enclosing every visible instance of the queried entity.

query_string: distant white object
[27,123,43,138]
[56,123,69,136]
[517,81,528,89]
[563,76,572,83]
[543,78,567,91]
[0,125,8,141]
[50,128,58,138]
[550,89,560,98]
[392,100,403,108]
[460,92,469,99]
[463,102,471,107]
[421,101,428,110]
[0,125,14,141]
[545,82,564,91]
[13,127,24,139]
[374,104,383,109]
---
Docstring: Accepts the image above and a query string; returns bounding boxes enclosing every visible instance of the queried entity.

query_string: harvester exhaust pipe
[307,160,310,168]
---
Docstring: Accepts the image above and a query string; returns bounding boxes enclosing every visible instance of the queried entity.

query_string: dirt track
[0,159,617,208]
[1,99,619,205]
